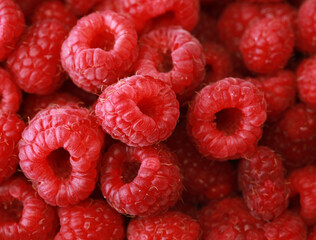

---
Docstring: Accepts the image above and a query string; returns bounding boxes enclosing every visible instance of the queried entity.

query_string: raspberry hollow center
[0,199,23,223]
[47,148,72,179]
[137,98,160,118]
[214,108,242,135]
[157,49,173,73]
[121,161,140,183]
[90,30,115,51]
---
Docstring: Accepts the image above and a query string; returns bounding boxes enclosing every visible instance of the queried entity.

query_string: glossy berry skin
[95,75,179,147]
[18,105,105,207]
[0,177,58,240]
[55,199,125,240]
[127,211,201,240]
[187,77,267,161]
[100,143,183,217]
[238,146,290,221]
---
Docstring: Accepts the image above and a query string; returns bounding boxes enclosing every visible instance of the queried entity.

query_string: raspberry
[0,68,22,113]
[246,70,296,122]
[100,143,183,217]
[263,211,307,240]
[198,197,266,239]
[55,199,125,240]
[134,26,205,101]
[60,10,138,94]
[297,0,316,54]
[239,0,283,2]
[18,105,105,207]
[289,165,316,225]
[95,75,179,147]
[192,11,218,43]
[187,77,267,161]
[65,0,102,15]
[296,56,316,108]
[6,19,68,95]
[0,112,25,183]
[0,0,25,61]
[238,146,290,221]
[0,177,57,240]
[32,0,77,29]
[127,211,200,240]
[309,225,316,240]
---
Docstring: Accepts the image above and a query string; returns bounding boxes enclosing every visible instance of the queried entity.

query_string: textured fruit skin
[240,17,295,74]
[65,0,101,15]
[0,177,58,240]
[289,165,316,225]
[0,0,25,61]
[60,10,138,94]
[198,197,266,240]
[187,77,267,161]
[127,211,201,240]
[263,211,307,240]
[297,0,316,54]
[238,146,290,221]
[55,199,125,240]
[18,105,105,207]
[95,75,179,147]
[0,68,22,113]
[100,143,183,217]
[6,19,68,95]
[0,112,25,183]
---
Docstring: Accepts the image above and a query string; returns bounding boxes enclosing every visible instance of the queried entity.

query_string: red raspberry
[239,0,284,2]
[187,77,267,161]
[192,11,218,43]
[60,10,138,94]
[100,143,183,217]
[297,0,316,54]
[18,105,105,207]
[0,68,22,113]
[289,165,316,225]
[246,70,296,122]
[127,211,200,240]
[6,19,68,95]
[263,211,307,240]
[55,199,125,240]
[309,225,316,240]
[65,0,102,15]
[217,2,260,53]
[95,75,179,147]
[0,112,25,183]
[240,17,295,74]
[0,177,57,240]
[32,0,77,29]
[0,0,25,61]
[238,146,290,221]
[198,197,266,239]
[134,26,205,101]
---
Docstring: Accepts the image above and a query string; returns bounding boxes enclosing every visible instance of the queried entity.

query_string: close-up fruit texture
[0,0,316,239]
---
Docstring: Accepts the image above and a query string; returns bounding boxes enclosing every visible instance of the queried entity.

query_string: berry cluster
[1,0,316,239]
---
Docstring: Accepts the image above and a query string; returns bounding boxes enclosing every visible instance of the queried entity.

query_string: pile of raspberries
[2,0,316,239]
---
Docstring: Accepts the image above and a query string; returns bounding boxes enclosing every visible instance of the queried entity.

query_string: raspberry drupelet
[100,143,183,217]
[55,199,125,240]
[187,77,267,161]
[95,75,179,147]
[0,177,58,240]
[60,10,139,94]
[18,105,105,207]
[65,0,102,16]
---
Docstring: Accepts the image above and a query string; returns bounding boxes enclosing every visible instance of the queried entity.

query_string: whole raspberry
[246,70,296,122]
[0,0,25,61]
[100,143,183,217]
[6,19,68,95]
[18,105,105,207]
[0,112,25,183]
[134,26,205,101]
[95,75,179,147]
[238,146,290,221]
[55,199,125,240]
[0,177,57,240]
[0,68,22,113]
[198,197,266,239]
[297,0,316,54]
[240,17,295,74]
[127,211,200,240]
[263,211,307,240]
[61,10,138,94]
[187,77,267,161]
